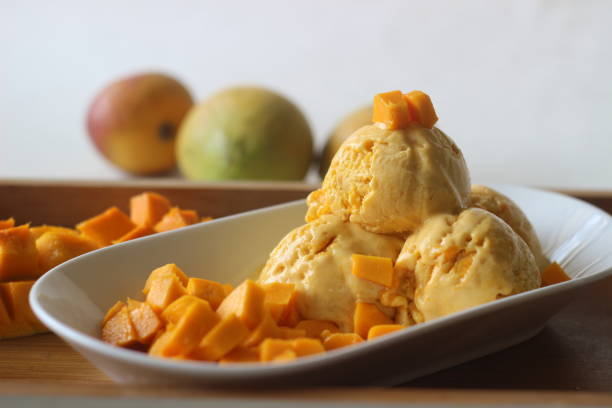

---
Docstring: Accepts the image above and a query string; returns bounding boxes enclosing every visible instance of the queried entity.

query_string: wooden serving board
[1,179,612,404]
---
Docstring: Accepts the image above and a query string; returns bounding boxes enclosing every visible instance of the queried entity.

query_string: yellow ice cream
[470,184,549,271]
[394,208,540,323]
[306,124,470,234]
[258,214,404,331]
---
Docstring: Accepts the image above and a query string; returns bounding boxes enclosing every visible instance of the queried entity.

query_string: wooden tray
[1,179,611,404]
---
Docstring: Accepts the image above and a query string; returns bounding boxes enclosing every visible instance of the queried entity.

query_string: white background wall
[1,0,611,189]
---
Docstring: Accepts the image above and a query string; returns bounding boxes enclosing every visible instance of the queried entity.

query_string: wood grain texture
[1,180,612,401]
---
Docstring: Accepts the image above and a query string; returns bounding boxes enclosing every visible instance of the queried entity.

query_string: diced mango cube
[262,282,298,325]
[112,225,155,244]
[129,192,172,227]
[367,324,405,340]
[143,263,188,295]
[154,207,198,233]
[322,332,363,351]
[277,327,307,340]
[353,302,393,339]
[76,206,135,246]
[216,279,265,330]
[372,90,412,130]
[219,346,260,364]
[295,320,340,339]
[541,262,571,286]
[243,311,279,347]
[101,304,138,347]
[126,298,163,344]
[0,225,40,281]
[191,314,250,361]
[291,338,325,357]
[30,225,79,240]
[402,90,438,129]
[351,254,394,287]
[186,278,227,310]
[103,300,126,325]
[36,230,100,273]
[0,281,45,331]
[161,295,214,325]
[145,275,187,313]
[259,338,294,362]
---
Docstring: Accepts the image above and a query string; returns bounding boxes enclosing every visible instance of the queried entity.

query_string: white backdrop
[1,0,611,189]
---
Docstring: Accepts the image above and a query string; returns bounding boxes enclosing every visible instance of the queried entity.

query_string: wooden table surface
[1,180,611,404]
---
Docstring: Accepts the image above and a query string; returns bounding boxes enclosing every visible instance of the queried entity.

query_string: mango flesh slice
[353,302,393,339]
[0,218,15,230]
[36,230,100,273]
[101,305,138,347]
[76,206,136,246]
[372,90,412,130]
[191,314,250,361]
[402,90,438,129]
[295,320,339,339]
[262,282,298,325]
[186,278,227,310]
[161,295,213,325]
[113,225,155,244]
[127,298,163,344]
[0,225,40,282]
[143,263,189,295]
[351,254,394,287]
[219,346,260,364]
[154,207,198,233]
[130,192,172,227]
[367,324,405,340]
[145,275,187,313]
[323,332,364,351]
[0,281,48,339]
[541,262,571,286]
[216,279,265,330]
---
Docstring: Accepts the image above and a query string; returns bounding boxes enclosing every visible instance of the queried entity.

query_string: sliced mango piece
[259,338,294,362]
[161,295,214,325]
[243,311,279,347]
[143,263,188,295]
[219,346,260,364]
[295,320,339,339]
[0,225,40,281]
[101,304,138,347]
[351,254,394,287]
[277,327,307,340]
[30,225,79,241]
[36,230,100,273]
[541,262,571,286]
[76,206,135,246]
[126,298,163,344]
[0,218,15,230]
[145,275,187,313]
[179,209,199,225]
[191,314,250,361]
[216,279,265,330]
[262,282,298,325]
[291,338,325,357]
[186,278,227,310]
[0,281,45,330]
[129,192,172,227]
[372,90,412,130]
[353,302,393,339]
[154,207,198,233]
[322,332,363,351]
[103,300,126,325]
[112,225,155,244]
[367,324,405,340]
[403,90,438,129]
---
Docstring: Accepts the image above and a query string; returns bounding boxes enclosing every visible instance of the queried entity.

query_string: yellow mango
[541,262,571,286]
[101,304,138,347]
[186,277,227,310]
[36,230,100,273]
[372,90,412,130]
[126,298,163,344]
[76,206,136,247]
[216,279,265,330]
[145,275,187,313]
[323,332,363,351]
[402,90,438,129]
[191,314,250,361]
[0,225,40,281]
[351,254,394,287]
[367,324,405,340]
[143,263,188,295]
[295,320,340,339]
[353,302,393,339]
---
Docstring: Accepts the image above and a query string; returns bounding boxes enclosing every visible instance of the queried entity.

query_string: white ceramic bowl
[30,185,612,387]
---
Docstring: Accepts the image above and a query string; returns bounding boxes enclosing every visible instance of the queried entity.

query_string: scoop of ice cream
[307,124,470,234]
[470,184,549,271]
[394,208,540,323]
[258,214,404,331]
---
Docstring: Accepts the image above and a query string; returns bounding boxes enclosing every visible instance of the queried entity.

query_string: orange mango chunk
[101,304,138,347]
[219,346,260,364]
[262,282,298,325]
[403,90,438,129]
[541,262,571,286]
[126,298,163,344]
[148,330,174,358]
[154,207,198,233]
[179,209,199,225]
[155,301,219,356]
[372,90,412,130]
[143,263,188,295]
[351,254,394,287]
[353,302,393,339]
[0,225,40,282]
[103,300,126,325]
[145,275,187,313]
[323,332,363,351]
[161,295,213,325]
[186,278,227,310]
[272,349,297,362]
[129,192,172,228]
[291,338,325,357]
[191,314,250,361]
[295,320,340,339]
[30,225,79,240]
[216,279,266,330]
[278,327,307,340]
[0,218,15,230]
[243,311,279,347]
[260,338,294,362]
[76,206,136,246]
[36,230,100,273]
[0,281,46,330]
[112,225,155,244]
[367,324,405,340]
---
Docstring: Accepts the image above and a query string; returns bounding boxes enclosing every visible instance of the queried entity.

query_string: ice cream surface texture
[470,184,549,271]
[258,214,404,331]
[306,124,470,235]
[394,208,540,323]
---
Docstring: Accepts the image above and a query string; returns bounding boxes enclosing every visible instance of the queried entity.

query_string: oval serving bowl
[30,184,612,387]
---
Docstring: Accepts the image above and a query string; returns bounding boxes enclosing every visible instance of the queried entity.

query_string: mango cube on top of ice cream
[257,214,404,331]
[306,123,470,235]
[394,208,540,323]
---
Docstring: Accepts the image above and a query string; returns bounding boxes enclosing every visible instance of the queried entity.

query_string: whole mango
[87,73,193,175]
[177,87,313,181]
